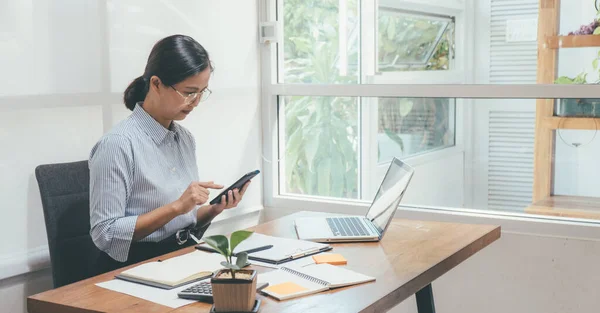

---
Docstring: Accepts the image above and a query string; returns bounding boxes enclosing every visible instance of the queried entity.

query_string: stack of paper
[116,251,228,289]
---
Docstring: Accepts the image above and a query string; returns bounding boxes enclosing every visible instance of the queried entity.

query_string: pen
[236,245,273,255]
[197,244,273,255]
[290,247,321,259]
[196,245,218,253]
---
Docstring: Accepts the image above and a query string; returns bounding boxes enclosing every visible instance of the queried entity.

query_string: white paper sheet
[96,279,199,308]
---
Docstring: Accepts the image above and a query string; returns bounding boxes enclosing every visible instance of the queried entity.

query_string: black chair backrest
[35,160,102,288]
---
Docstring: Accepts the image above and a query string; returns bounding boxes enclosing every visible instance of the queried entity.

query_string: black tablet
[209,170,260,205]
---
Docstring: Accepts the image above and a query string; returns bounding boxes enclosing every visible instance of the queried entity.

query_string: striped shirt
[89,102,200,262]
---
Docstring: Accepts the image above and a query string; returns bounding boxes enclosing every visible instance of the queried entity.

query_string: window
[280,0,359,84]
[263,0,600,226]
[279,96,456,201]
[378,8,455,72]
[280,96,359,199]
[377,97,455,163]
[276,0,460,201]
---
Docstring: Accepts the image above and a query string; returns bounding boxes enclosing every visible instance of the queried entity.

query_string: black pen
[195,245,218,253]
[236,245,273,255]
[197,244,273,255]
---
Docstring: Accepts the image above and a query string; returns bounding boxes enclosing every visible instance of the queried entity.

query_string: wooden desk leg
[415,283,436,313]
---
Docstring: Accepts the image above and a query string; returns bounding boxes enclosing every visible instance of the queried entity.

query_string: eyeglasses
[171,86,212,104]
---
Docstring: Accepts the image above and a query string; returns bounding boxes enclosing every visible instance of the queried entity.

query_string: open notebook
[258,264,375,300]
[196,233,332,264]
[116,251,233,289]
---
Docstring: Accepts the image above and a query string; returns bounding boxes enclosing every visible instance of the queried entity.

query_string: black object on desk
[196,243,332,265]
[178,281,269,303]
[247,246,332,265]
[195,245,273,256]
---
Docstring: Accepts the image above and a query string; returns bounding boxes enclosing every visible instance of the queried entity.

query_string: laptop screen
[366,158,414,234]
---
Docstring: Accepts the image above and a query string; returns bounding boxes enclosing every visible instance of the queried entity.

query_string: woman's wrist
[171,199,187,216]
[205,204,221,217]
[196,204,220,224]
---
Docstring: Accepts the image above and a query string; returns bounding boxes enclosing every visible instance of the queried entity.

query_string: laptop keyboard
[326,217,370,237]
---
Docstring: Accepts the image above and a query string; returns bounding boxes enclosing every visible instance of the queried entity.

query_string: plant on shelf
[554,50,600,117]
[204,230,258,312]
[566,8,600,35]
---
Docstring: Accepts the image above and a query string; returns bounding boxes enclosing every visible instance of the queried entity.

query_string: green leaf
[204,235,229,257]
[230,230,253,253]
[554,76,575,84]
[304,132,320,170]
[220,261,240,270]
[387,19,396,40]
[574,72,588,84]
[330,152,344,197]
[384,129,405,152]
[317,158,332,196]
[399,99,414,116]
[236,252,248,268]
[594,27,600,35]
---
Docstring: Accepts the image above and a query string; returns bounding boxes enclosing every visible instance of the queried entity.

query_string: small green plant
[204,230,253,279]
[555,50,600,84]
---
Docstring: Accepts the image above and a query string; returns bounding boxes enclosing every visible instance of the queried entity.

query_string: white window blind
[490,0,539,84]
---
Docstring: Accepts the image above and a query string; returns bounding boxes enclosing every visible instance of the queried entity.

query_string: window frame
[258,0,600,236]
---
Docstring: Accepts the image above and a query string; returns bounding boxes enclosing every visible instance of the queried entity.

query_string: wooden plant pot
[211,269,257,312]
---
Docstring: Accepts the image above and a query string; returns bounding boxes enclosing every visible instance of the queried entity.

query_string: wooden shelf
[543,116,600,130]
[526,195,600,220]
[546,35,600,49]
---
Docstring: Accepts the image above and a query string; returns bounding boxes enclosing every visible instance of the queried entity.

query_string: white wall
[106,0,263,210]
[0,1,262,313]
[390,231,600,313]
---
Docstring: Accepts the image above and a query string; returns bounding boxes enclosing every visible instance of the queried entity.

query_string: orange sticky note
[312,253,347,265]
[264,282,308,295]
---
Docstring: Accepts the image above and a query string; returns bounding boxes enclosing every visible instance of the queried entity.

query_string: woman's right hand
[175,181,224,215]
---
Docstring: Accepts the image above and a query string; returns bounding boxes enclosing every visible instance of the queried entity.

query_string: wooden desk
[28,211,500,313]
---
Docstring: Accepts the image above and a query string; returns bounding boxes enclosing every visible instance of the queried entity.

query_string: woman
[89,34,250,271]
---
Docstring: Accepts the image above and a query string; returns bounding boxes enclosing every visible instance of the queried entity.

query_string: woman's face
[153,67,212,122]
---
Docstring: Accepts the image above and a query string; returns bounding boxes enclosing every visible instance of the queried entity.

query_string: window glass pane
[281,0,359,84]
[377,97,455,163]
[279,97,600,222]
[378,8,454,72]
[277,1,600,85]
[279,96,455,200]
[280,96,359,199]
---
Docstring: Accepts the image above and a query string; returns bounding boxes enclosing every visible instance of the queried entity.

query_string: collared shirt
[89,102,200,262]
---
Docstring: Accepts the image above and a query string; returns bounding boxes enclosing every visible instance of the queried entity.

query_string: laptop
[294,157,414,242]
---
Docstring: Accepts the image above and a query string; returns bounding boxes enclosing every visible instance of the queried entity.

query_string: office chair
[35,160,102,288]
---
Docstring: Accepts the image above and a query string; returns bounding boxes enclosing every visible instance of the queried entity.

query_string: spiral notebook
[258,264,375,300]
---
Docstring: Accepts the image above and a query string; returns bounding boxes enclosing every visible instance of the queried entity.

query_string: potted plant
[204,230,258,312]
[554,50,600,117]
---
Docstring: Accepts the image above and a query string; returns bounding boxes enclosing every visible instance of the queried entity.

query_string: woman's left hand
[208,180,252,215]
